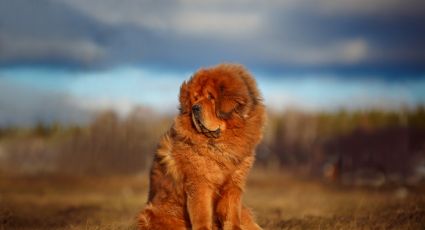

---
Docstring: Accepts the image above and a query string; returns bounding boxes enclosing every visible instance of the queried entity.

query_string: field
[1,170,425,230]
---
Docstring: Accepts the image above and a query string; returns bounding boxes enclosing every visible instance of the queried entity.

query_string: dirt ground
[1,170,425,230]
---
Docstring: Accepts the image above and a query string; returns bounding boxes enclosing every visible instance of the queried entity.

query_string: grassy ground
[1,170,425,230]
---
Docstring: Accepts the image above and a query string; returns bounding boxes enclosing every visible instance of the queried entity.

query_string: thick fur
[139,64,265,230]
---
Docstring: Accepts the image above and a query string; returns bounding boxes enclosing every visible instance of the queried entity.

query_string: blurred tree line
[0,106,425,185]
[0,107,171,175]
[258,107,425,185]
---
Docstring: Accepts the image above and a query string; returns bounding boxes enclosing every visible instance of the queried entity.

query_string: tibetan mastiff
[139,64,265,230]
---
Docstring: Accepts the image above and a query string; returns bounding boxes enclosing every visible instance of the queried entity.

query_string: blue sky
[0,0,424,126]
[1,66,425,126]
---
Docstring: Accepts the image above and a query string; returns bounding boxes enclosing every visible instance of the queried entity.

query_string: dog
[139,64,265,230]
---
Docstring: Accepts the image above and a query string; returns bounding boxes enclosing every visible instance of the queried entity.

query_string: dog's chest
[202,144,240,185]
[177,142,240,186]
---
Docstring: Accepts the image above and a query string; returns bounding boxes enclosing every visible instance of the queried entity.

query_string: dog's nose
[192,104,201,113]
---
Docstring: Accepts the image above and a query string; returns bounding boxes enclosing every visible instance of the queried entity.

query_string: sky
[0,0,425,126]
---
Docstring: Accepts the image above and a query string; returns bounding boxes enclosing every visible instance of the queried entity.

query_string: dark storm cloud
[265,5,425,73]
[0,0,110,67]
[0,0,424,73]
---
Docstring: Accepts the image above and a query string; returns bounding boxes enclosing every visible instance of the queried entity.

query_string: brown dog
[138,64,265,230]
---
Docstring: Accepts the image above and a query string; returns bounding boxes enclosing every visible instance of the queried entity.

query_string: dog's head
[179,64,261,138]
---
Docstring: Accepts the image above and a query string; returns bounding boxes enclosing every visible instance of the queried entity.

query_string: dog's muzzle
[191,105,221,138]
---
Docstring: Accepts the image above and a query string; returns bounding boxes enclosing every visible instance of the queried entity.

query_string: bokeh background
[1,0,425,229]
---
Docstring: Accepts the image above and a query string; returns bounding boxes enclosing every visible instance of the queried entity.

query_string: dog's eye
[207,93,214,100]
[193,93,199,101]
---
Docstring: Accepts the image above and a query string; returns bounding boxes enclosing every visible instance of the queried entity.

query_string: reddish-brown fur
[138,64,265,230]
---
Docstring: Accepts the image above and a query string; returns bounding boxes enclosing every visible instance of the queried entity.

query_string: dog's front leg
[216,156,255,230]
[186,182,214,230]
[216,185,243,230]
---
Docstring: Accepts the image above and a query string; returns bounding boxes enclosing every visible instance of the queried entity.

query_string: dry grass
[1,170,424,230]
[247,171,425,229]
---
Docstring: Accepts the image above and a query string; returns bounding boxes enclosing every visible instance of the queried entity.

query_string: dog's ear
[179,81,190,114]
